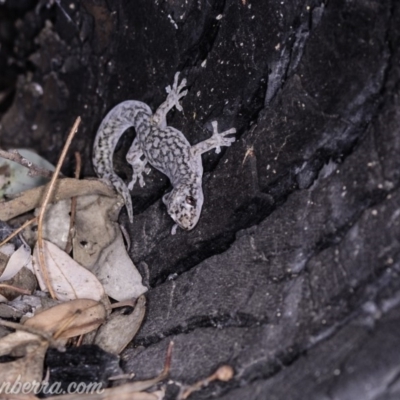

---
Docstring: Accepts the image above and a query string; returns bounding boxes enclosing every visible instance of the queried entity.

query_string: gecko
[92,72,236,234]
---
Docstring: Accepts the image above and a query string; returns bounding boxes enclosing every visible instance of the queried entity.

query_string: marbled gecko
[92,72,236,234]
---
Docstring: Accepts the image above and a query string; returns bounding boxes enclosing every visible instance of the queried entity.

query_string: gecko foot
[165,72,188,112]
[153,72,188,127]
[211,121,237,154]
[128,167,151,190]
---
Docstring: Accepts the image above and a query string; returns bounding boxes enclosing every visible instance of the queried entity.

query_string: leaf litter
[0,118,234,399]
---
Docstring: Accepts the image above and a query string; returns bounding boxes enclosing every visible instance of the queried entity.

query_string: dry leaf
[44,388,165,400]
[0,149,54,198]
[93,229,147,301]
[93,295,146,354]
[0,244,32,282]
[0,269,36,300]
[0,245,35,301]
[24,299,106,339]
[0,394,37,400]
[3,292,60,322]
[32,240,106,302]
[0,243,16,257]
[0,330,48,394]
[26,193,145,301]
[72,195,120,268]
[0,178,115,222]
[33,199,71,250]
[72,195,147,301]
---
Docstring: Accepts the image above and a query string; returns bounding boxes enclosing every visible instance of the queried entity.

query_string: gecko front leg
[126,137,151,190]
[191,121,236,156]
[152,72,188,128]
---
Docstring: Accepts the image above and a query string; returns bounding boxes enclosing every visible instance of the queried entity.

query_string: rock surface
[1,0,400,399]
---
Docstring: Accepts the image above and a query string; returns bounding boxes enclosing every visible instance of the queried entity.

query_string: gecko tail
[110,174,134,223]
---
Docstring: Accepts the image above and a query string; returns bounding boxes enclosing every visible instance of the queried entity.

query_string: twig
[0,216,37,248]
[0,148,57,179]
[64,151,81,254]
[163,340,174,376]
[180,365,234,399]
[0,319,65,350]
[0,283,32,295]
[37,117,81,299]
[108,372,135,381]
[76,334,84,346]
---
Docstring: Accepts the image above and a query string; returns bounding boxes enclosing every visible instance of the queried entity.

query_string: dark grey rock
[1,0,400,399]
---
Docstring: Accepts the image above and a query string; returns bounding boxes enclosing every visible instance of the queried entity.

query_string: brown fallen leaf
[72,195,147,301]
[0,245,35,301]
[32,240,107,302]
[92,295,146,354]
[0,331,48,394]
[29,199,72,251]
[0,394,38,400]
[0,178,116,222]
[43,388,165,400]
[24,299,107,339]
[23,193,145,301]
[0,245,32,282]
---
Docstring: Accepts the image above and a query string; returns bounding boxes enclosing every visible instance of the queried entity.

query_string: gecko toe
[178,79,187,91]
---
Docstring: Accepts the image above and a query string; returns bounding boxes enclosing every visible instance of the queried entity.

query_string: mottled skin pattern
[93,73,236,233]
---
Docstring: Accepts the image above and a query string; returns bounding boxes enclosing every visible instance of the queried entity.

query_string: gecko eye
[186,196,196,206]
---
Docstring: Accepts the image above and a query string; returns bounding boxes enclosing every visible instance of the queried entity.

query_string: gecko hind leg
[126,138,151,190]
[152,72,188,128]
[127,160,151,190]
[191,121,236,156]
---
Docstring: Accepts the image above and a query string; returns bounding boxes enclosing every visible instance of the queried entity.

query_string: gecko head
[163,184,204,231]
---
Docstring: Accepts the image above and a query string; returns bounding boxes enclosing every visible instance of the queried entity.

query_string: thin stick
[0,283,32,295]
[180,365,234,399]
[0,149,56,179]
[76,334,84,346]
[108,372,135,381]
[37,117,81,299]
[0,216,37,248]
[0,319,64,350]
[65,151,81,254]
[73,151,82,179]
[161,341,174,378]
